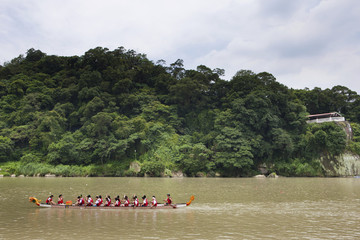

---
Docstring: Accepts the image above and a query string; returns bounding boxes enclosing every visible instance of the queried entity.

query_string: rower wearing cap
[58,194,64,204]
[164,194,172,205]
[46,195,55,205]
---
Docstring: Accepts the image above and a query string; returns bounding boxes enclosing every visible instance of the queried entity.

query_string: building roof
[307,112,342,119]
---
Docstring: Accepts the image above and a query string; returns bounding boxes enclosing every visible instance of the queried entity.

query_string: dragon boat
[29,196,194,209]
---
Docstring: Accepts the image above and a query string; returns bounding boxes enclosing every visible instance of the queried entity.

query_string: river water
[1,177,360,239]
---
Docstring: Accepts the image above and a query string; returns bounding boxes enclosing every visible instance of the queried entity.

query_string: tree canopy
[0,47,358,177]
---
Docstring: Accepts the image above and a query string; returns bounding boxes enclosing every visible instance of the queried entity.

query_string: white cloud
[1,0,360,93]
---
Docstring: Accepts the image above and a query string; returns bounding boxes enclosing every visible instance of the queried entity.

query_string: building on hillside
[306,112,353,141]
[306,112,345,124]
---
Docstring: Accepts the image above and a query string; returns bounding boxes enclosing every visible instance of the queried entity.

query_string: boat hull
[38,203,187,209]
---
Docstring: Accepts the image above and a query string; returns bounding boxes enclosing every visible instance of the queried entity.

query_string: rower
[86,195,93,206]
[114,196,121,207]
[98,195,103,206]
[75,195,85,206]
[141,195,148,207]
[123,195,130,207]
[164,194,172,205]
[46,195,55,205]
[151,196,157,207]
[58,194,64,204]
[94,195,101,206]
[133,196,139,207]
[104,195,111,206]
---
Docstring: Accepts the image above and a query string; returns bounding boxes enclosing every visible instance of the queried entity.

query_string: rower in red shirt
[141,195,148,207]
[95,196,101,206]
[86,195,93,206]
[46,195,55,205]
[104,195,111,206]
[123,195,130,207]
[151,196,157,207]
[96,195,103,206]
[164,194,172,205]
[114,196,121,207]
[57,194,64,204]
[75,195,85,206]
[133,196,139,207]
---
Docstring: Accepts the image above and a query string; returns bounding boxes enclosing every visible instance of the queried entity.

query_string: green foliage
[0,46,358,177]
[20,153,41,163]
[348,122,360,155]
[273,158,323,177]
[141,161,166,177]
[298,122,347,158]
[0,136,14,162]
[177,143,214,176]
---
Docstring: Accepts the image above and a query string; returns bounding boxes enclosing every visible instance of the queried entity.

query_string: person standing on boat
[123,195,130,207]
[141,195,148,207]
[151,196,157,207]
[86,195,93,206]
[46,195,55,205]
[104,195,111,206]
[57,194,64,204]
[114,196,121,207]
[133,196,139,207]
[164,194,172,205]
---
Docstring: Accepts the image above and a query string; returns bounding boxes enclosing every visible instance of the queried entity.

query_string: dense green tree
[0,47,355,177]
[0,136,14,162]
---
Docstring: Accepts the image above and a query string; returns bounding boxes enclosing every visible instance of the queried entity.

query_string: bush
[124,168,137,177]
[141,161,165,177]
[273,158,323,177]
[20,153,42,163]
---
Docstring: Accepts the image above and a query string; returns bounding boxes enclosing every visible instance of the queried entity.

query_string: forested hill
[1,47,360,177]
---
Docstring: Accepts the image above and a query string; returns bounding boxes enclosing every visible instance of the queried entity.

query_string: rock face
[319,152,360,176]
[129,161,141,173]
[318,121,360,176]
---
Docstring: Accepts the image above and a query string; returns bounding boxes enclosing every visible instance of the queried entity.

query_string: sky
[1,0,360,93]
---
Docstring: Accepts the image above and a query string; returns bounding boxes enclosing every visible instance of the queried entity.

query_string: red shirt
[124,199,129,207]
[87,198,93,206]
[46,197,52,204]
[166,197,172,204]
[114,200,121,207]
[134,198,139,207]
[58,197,63,204]
[105,198,111,206]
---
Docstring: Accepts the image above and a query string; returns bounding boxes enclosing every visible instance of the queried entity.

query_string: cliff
[319,121,360,176]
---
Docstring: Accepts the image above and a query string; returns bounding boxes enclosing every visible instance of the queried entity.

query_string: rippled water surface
[1,177,360,239]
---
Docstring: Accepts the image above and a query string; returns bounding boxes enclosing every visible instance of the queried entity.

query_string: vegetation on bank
[1,47,359,177]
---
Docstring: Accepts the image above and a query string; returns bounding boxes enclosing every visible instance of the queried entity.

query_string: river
[1,177,360,239]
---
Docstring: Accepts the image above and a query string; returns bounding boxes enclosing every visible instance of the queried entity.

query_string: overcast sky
[1,0,360,93]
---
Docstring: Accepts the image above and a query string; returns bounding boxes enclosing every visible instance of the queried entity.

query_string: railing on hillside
[306,117,345,124]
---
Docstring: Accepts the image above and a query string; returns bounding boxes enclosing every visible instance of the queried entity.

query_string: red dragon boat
[29,196,194,209]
